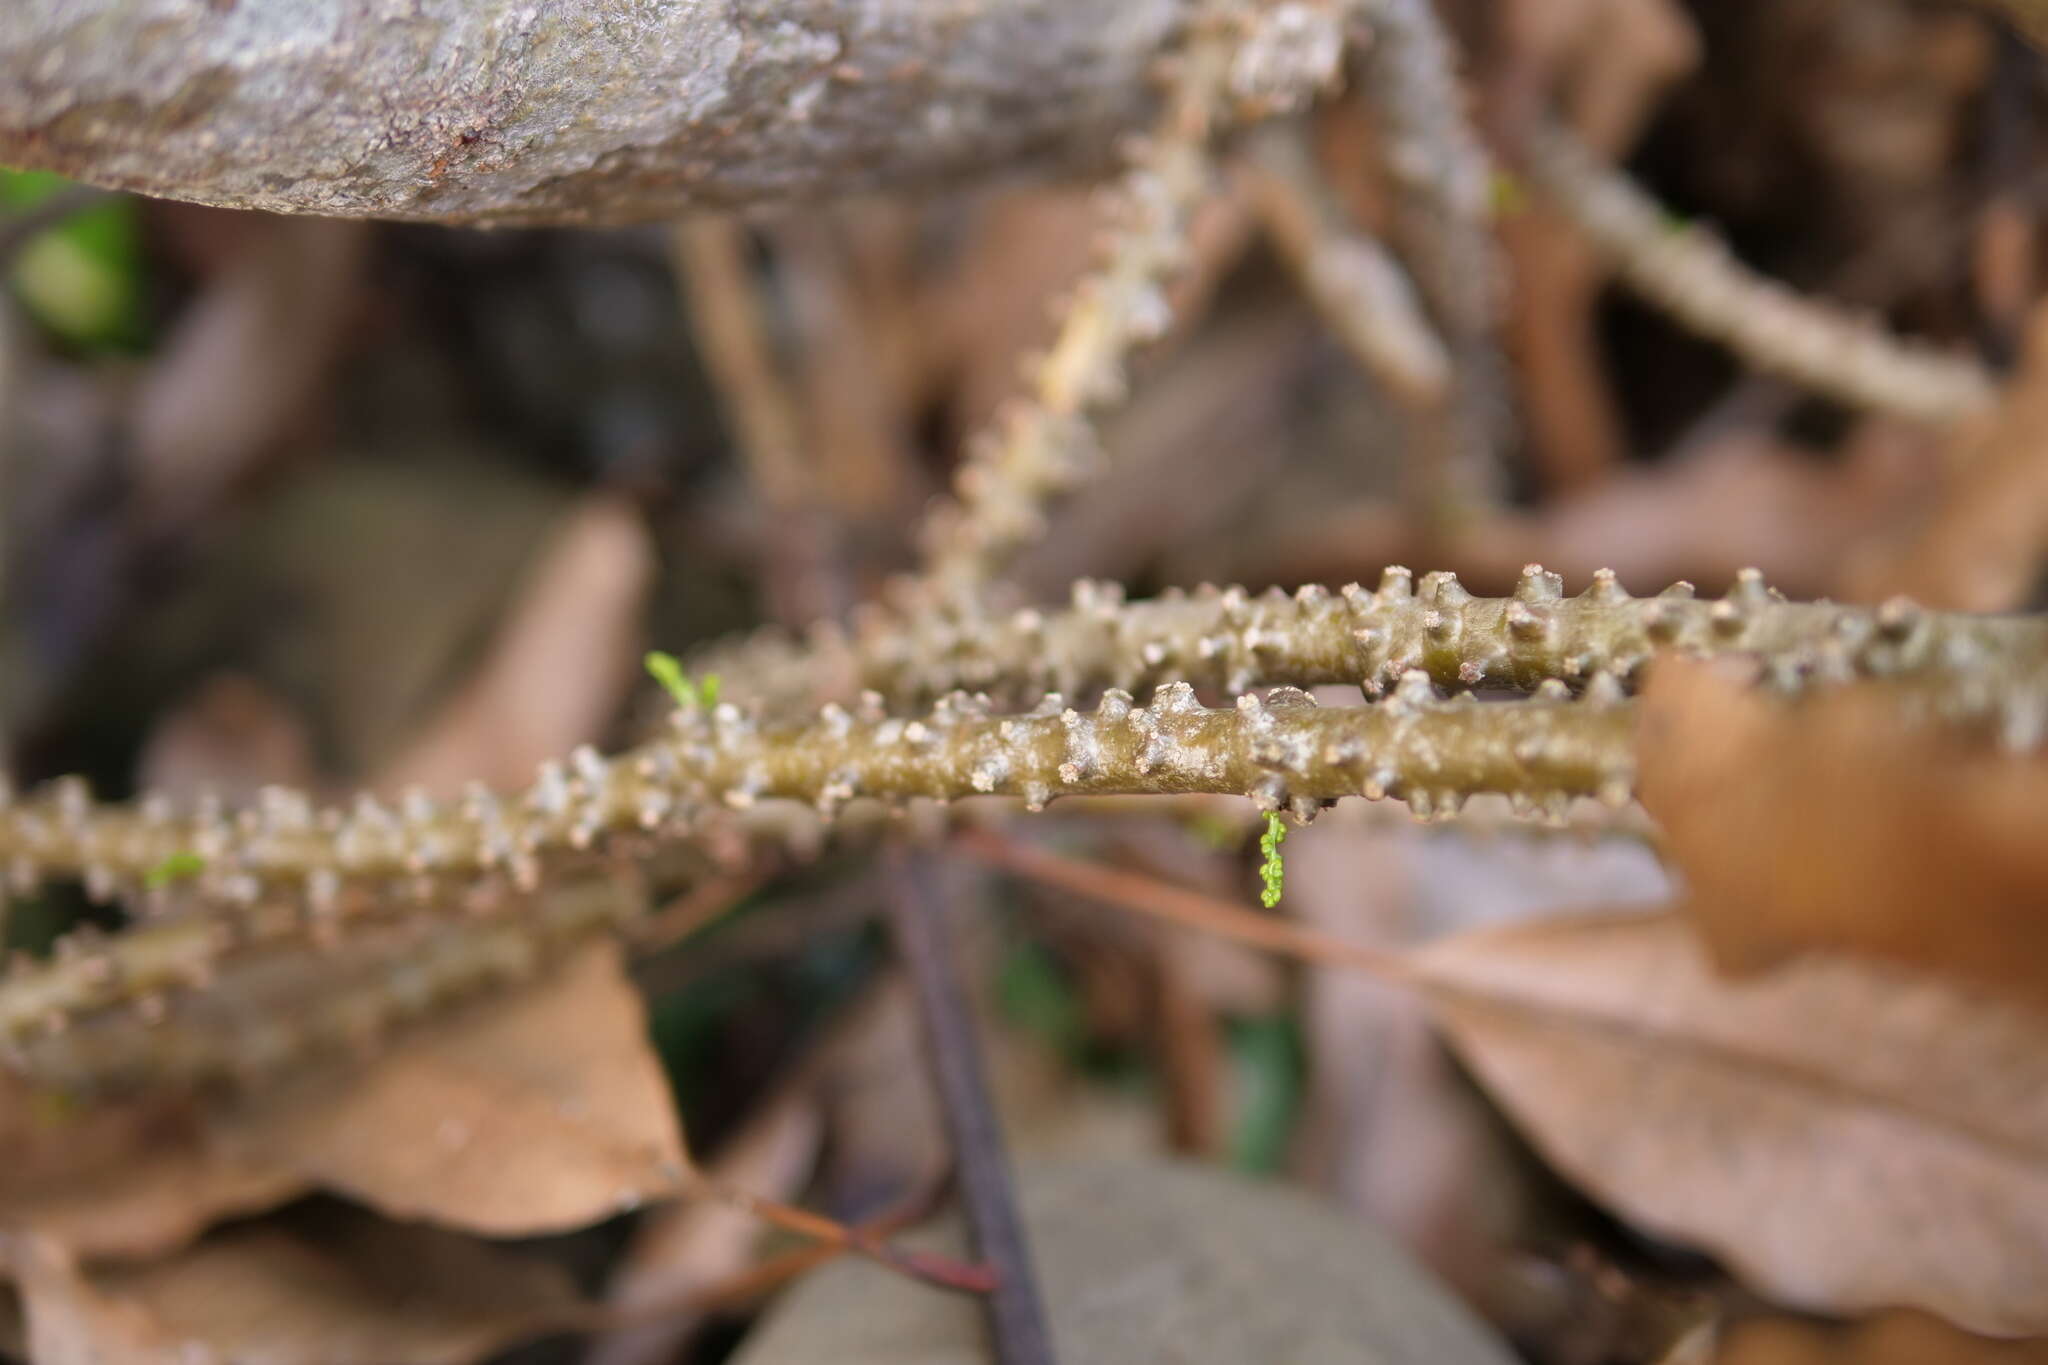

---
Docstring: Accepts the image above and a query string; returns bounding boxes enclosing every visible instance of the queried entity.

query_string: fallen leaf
[1287,807,1667,1339]
[0,1081,303,1263]
[129,216,369,530]
[1849,299,2048,611]
[376,491,655,796]
[1637,654,2048,1007]
[136,672,319,807]
[1414,912,2048,1336]
[1,937,687,1257]
[730,1158,1519,1365]
[12,1202,580,1365]
[1717,1310,2048,1365]
[224,939,688,1237]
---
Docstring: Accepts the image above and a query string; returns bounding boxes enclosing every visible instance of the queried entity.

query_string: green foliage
[996,939,1087,1056]
[645,650,719,709]
[143,850,205,891]
[1225,1013,1303,1174]
[1257,812,1287,909]
[1,169,145,350]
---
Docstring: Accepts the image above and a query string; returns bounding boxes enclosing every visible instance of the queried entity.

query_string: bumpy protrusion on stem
[914,1,1345,599]
[700,569,2048,729]
[8,566,2042,1080]
[7,874,646,1097]
[0,681,1635,1042]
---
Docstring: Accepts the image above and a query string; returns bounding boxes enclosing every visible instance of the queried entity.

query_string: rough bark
[1,0,1190,226]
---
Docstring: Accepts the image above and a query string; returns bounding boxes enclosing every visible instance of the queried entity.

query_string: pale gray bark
[1,0,1188,225]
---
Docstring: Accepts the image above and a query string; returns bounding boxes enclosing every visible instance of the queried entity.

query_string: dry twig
[1522,121,1997,425]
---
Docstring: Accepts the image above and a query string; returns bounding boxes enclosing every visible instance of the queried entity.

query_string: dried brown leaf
[376,492,655,796]
[1717,1310,2048,1365]
[0,1084,302,1263]
[136,672,319,808]
[1849,300,2048,611]
[12,1204,579,1365]
[1638,655,2048,1007]
[224,940,688,1236]
[130,216,369,529]
[1415,912,2048,1335]
[0,941,687,1259]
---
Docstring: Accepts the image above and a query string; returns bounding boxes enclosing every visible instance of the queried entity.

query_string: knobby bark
[2,0,1191,226]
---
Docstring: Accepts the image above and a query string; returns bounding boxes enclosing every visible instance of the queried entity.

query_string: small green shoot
[1257,811,1287,909]
[144,850,205,891]
[645,651,719,710]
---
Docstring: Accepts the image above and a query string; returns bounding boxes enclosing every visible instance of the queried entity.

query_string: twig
[1355,0,1513,521]
[625,870,766,953]
[956,828,1407,981]
[886,848,1056,1365]
[1246,123,1451,409]
[911,7,1239,601]
[671,217,847,625]
[1521,121,1997,425]
[695,1172,996,1295]
[570,1166,961,1336]
[6,871,650,1095]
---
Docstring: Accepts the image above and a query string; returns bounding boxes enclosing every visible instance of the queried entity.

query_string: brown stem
[886,848,1057,1365]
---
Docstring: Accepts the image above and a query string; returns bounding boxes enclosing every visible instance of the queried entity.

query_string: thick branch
[9,873,645,1095]
[700,567,2048,729]
[2,0,1193,226]
[0,679,1634,1054]
[0,681,1630,926]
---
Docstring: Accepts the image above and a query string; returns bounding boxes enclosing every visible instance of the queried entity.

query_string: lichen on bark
[1,0,1193,225]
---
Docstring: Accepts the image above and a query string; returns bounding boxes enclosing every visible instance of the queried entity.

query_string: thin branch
[693,1172,997,1296]
[1246,123,1451,409]
[1355,0,1514,518]
[957,827,1406,980]
[567,1168,960,1336]
[671,220,814,517]
[912,10,1237,601]
[671,217,846,625]
[7,871,648,1094]
[1521,121,1997,425]
[887,849,1057,1365]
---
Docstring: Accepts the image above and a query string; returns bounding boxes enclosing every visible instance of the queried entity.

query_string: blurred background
[1,2,2043,1362]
